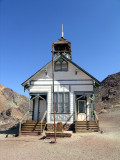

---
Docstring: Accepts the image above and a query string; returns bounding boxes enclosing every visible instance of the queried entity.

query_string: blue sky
[0,0,120,96]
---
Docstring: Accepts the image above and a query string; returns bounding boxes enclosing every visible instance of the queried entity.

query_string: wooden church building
[21,29,100,135]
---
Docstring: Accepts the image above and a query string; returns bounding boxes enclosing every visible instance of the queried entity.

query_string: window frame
[54,92,70,114]
[54,59,68,72]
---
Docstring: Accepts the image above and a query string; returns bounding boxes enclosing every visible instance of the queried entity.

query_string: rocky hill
[0,84,29,131]
[95,72,120,112]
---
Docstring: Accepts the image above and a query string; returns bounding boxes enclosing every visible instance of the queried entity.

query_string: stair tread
[21,131,40,133]
[20,121,46,136]
[75,120,99,133]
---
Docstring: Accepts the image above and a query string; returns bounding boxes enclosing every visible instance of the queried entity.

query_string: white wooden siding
[71,85,93,92]
[31,80,93,85]
[29,86,51,93]
[32,62,92,81]
[28,61,94,123]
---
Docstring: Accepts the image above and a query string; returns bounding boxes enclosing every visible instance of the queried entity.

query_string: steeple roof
[54,37,71,45]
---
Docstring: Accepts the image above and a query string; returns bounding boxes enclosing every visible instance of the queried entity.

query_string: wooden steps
[20,120,46,136]
[46,132,72,138]
[75,121,99,133]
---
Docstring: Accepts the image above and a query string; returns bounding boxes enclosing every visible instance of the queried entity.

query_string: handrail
[93,110,99,130]
[19,111,29,134]
[40,111,47,133]
[20,111,29,123]
[75,110,77,121]
[93,110,99,121]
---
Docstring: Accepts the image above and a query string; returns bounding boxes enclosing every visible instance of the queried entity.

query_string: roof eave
[21,55,61,87]
[61,55,101,86]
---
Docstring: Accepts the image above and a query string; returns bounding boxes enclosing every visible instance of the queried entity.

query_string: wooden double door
[33,98,46,121]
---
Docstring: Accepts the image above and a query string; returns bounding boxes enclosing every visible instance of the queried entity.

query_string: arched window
[55,58,68,71]
[55,61,61,71]
[62,61,68,71]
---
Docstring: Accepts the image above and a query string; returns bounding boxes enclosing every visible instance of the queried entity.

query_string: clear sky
[0,0,120,97]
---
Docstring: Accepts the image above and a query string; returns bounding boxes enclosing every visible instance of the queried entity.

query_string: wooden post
[91,94,95,121]
[38,97,40,121]
[19,122,21,136]
[52,43,56,142]
[75,99,77,121]
[86,103,87,121]
[27,96,30,120]
[40,121,42,133]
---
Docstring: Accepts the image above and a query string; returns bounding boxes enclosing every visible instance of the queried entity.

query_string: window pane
[58,93,63,103]
[65,93,69,103]
[62,61,67,70]
[79,101,84,113]
[55,61,61,70]
[54,93,57,103]
[58,104,63,113]
[64,104,69,112]
[55,103,58,112]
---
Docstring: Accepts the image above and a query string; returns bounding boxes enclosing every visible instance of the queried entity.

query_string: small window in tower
[62,61,68,71]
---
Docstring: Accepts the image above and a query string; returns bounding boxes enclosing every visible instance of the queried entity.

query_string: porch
[19,93,47,136]
[74,92,99,132]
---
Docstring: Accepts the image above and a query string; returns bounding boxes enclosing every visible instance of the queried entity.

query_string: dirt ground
[0,108,120,160]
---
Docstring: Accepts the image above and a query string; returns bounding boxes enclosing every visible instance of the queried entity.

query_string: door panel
[33,98,39,121]
[79,101,84,113]
[39,100,46,121]
[78,100,86,121]
[33,98,46,121]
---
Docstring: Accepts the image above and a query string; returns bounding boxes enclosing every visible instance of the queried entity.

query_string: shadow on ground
[0,126,19,136]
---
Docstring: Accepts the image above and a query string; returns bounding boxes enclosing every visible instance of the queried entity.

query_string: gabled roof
[21,55,100,86]
[62,55,100,86]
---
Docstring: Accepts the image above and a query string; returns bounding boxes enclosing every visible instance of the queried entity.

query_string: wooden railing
[40,111,47,133]
[93,110,99,130]
[19,111,29,134]
[75,110,77,121]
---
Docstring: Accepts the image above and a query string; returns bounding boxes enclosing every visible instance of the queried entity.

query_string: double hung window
[54,92,69,113]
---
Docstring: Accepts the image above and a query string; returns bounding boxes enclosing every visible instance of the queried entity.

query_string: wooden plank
[46,132,72,138]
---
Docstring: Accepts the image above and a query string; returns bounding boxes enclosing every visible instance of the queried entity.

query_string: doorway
[77,100,86,121]
[33,94,47,121]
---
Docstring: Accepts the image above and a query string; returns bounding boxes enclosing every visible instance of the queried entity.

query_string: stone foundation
[47,123,74,131]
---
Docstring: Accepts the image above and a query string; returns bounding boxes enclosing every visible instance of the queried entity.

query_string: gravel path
[0,132,120,160]
[0,109,120,160]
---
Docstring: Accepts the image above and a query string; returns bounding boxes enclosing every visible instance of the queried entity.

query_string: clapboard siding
[71,85,93,92]
[31,80,93,85]
[28,61,94,123]
[29,86,51,93]
[32,62,92,81]
[29,84,93,123]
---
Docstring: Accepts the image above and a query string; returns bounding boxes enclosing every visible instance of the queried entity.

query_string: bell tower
[53,25,72,60]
